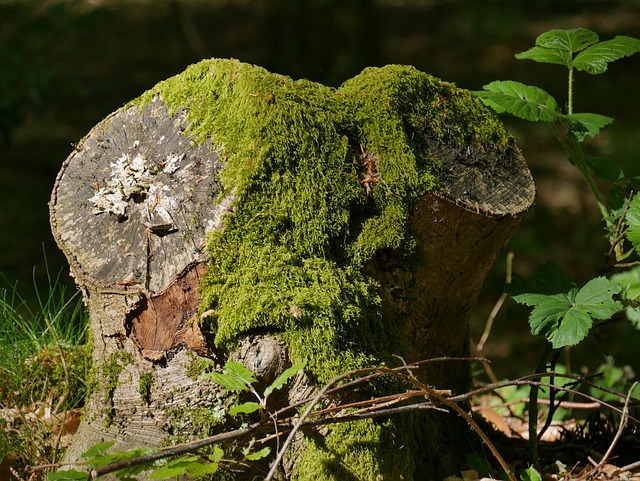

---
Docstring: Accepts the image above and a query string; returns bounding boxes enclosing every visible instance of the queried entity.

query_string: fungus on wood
[50,59,534,480]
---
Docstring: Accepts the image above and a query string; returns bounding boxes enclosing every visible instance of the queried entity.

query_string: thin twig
[264,366,389,481]
[576,381,638,481]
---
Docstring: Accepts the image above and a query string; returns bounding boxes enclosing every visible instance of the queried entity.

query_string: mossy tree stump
[50,59,534,480]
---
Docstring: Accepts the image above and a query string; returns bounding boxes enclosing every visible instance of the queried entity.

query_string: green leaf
[48,470,90,481]
[208,446,224,463]
[149,456,219,479]
[625,306,640,329]
[206,371,250,392]
[562,113,614,141]
[537,28,599,53]
[89,448,159,469]
[245,447,271,461]
[229,401,261,416]
[573,36,640,74]
[225,359,258,385]
[205,359,258,392]
[610,266,640,301]
[513,273,622,348]
[263,361,306,398]
[81,441,115,459]
[474,81,560,122]
[520,465,543,481]
[515,46,570,67]
[625,193,640,252]
[516,28,599,67]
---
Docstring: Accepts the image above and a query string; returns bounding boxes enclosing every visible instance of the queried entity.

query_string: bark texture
[50,59,535,480]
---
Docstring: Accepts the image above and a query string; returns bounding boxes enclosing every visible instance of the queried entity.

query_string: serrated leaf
[525,293,572,339]
[548,302,594,348]
[264,361,306,398]
[562,113,614,141]
[229,401,261,416]
[573,36,640,74]
[514,272,622,348]
[81,441,115,459]
[474,81,560,122]
[625,193,640,252]
[515,46,570,67]
[516,29,599,67]
[574,277,622,319]
[48,470,90,481]
[245,447,271,461]
[536,28,599,53]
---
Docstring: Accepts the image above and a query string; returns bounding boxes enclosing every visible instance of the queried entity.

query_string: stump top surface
[50,97,231,294]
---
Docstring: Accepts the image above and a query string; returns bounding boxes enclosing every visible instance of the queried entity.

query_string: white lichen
[90,153,152,219]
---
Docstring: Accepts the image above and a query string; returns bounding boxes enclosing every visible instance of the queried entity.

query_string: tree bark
[50,59,534,480]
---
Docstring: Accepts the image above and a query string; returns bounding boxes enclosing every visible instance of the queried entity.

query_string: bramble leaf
[536,28,599,53]
[512,272,622,348]
[573,36,640,74]
[263,361,306,398]
[48,471,90,481]
[562,112,614,141]
[474,81,560,122]
[516,28,599,67]
[229,401,261,416]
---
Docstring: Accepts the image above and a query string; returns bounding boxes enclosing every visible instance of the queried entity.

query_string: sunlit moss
[131,59,514,479]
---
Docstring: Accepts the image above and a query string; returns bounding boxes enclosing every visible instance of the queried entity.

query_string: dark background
[2,0,640,378]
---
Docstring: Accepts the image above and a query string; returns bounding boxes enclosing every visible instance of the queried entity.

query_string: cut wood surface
[50,59,534,480]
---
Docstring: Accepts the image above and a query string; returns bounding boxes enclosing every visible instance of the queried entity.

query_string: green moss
[186,354,217,381]
[166,405,226,443]
[100,351,133,399]
[138,371,154,404]
[292,418,414,481]
[130,59,515,479]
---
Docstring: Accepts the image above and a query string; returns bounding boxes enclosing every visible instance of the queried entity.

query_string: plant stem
[567,66,574,115]
[529,343,553,467]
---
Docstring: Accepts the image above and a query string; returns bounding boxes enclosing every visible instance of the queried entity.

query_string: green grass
[0,259,90,475]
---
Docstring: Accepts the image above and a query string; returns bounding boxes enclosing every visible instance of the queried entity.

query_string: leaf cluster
[205,359,306,416]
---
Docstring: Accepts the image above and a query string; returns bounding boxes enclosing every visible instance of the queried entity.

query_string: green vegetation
[474,27,640,466]
[133,59,514,386]
[0,264,90,472]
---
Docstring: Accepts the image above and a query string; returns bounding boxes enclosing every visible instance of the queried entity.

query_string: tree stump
[50,59,534,480]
